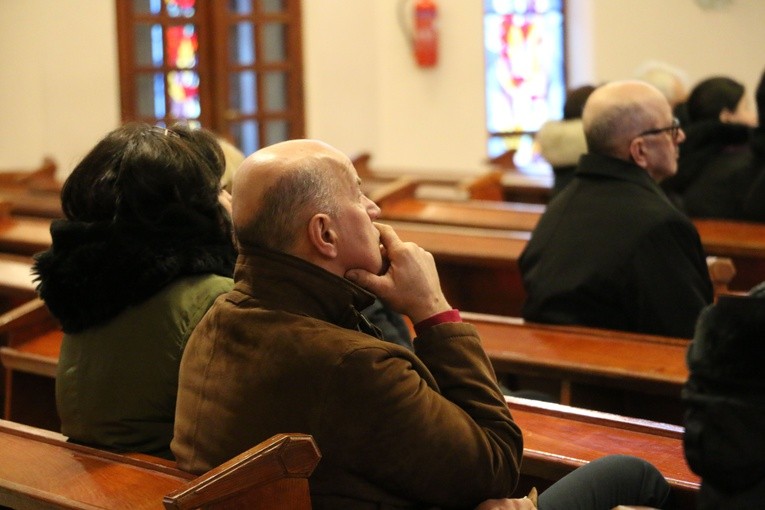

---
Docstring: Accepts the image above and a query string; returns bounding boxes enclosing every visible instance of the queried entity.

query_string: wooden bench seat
[0,400,698,509]
[462,311,689,424]
[506,396,698,509]
[0,419,320,510]
[0,158,63,219]
[0,214,52,257]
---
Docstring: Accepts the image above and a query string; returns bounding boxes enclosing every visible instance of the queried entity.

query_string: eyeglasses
[637,117,681,140]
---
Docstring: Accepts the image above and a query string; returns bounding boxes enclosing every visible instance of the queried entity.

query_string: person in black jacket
[662,76,756,217]
[684,282,765,509]
[520,80,713,338]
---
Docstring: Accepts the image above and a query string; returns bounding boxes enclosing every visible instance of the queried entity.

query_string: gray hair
[585,101,654,158]
[235,165,339,252]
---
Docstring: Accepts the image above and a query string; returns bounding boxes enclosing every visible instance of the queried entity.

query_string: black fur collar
[33,217,236,333]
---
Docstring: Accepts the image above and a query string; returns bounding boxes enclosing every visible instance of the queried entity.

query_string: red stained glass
[166,24,197,68]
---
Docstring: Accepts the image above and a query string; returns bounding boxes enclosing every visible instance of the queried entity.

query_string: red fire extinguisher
[413,0,438,68]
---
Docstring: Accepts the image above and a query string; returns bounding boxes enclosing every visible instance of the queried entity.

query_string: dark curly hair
[60,122,230,238]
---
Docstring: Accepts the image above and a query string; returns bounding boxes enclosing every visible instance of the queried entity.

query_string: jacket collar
[575,152,668,197]
[233,246,378,333]
[33,218,236,333]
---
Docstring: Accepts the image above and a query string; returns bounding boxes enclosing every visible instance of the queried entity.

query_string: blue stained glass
[154,73,166,118]
[151,25,163,67]
[166,0,195,18]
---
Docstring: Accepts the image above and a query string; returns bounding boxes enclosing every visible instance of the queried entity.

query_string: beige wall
[1,0,763,177]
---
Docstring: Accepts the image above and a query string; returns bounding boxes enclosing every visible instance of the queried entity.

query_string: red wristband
[413,309,462,336]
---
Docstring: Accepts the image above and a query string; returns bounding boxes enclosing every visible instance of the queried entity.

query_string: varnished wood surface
[464,311,688,392]
[0,421,320,510]
[164,434,320,510]
[0,420,193,510]
[383,220,529,264]
[0,253,36,299]
[460,312,689,423]
[380,196,765,290]
[0,190,63,219]
[385,220,528,315]
[507,396,698,508]
[0,215,52,257]
[381,197,543,231]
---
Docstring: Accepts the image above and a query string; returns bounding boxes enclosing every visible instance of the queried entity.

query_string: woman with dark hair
[662,76,756,217]
[33,123,237,459]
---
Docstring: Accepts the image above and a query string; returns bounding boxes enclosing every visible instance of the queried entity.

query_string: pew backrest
[0,419,320,510]
[506,396,699,509]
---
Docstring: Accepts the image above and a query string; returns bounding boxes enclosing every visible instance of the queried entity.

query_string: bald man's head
[232,139,349,252]
[582,80,670,160]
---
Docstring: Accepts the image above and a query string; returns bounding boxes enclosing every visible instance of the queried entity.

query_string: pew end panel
[458,169,504,201]
[163,433,320,510]
[0,254,37,313]
[0,298,61,430]
[0,158,62,218]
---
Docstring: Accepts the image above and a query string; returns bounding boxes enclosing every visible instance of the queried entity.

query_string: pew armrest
[163,433,321,510]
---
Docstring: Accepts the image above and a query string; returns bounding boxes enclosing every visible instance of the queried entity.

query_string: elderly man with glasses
[519,80,713,339]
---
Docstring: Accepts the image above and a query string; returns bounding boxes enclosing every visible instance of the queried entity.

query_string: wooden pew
[0,306,698,507]
[0,211,52,257]
[1,403,697,509]
[0,253,37,305]
[0,158,63,218]
[385,220,529,316]
[353,152,505,202]
[0,298,61,429]
[693,219,765,291]
[386,219,734,316]
[0,419,320,510]
[378,194,765,291]
[462,311,689,424]
[507,396,698,509]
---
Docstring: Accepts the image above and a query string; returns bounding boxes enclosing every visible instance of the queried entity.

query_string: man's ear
[629,138,649,168]
[307,213,338,258]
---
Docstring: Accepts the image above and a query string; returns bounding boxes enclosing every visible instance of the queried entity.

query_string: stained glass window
[484,0,565,159]
[129,1,201,125]
[118,0,305,149]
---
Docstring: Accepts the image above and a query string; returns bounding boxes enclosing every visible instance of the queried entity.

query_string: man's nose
[366,196,381,219]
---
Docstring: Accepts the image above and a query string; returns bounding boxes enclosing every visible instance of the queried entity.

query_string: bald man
[171,139,670,509]
[171,139,524,508]
[520,80,713,338]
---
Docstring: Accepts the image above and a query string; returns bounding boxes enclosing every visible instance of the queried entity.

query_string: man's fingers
[346,269,378,291]
[374,222,403,250]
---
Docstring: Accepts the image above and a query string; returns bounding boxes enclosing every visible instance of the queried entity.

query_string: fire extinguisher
[413,0,438,68]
